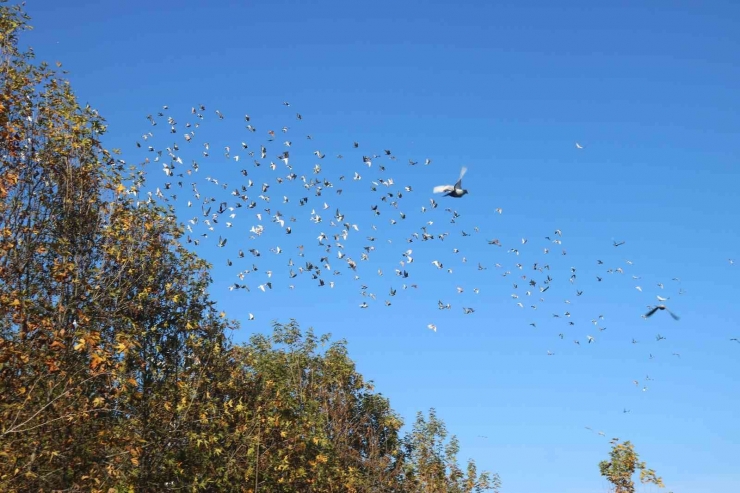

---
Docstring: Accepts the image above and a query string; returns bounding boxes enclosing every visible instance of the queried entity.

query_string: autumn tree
[401,409,501,493]
[1,2,233,490]
[1,1,121,488]
[189,320,407,492]
[599,440,665,493]
[199,321,499,493]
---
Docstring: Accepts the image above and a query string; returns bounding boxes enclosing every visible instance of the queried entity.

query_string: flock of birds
[124,102,735,433]
[131,103,683,318]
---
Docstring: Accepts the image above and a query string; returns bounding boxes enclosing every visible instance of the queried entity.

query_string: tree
[401,409,501,493]
[599,440,665,493]
[1,2,233,489]
[200,320,408,492]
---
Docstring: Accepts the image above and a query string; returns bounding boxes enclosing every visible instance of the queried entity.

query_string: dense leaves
[0,3,498,491]
[599,440,665,493]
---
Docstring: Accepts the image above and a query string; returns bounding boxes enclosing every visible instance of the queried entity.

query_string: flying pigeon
[644,305,680,320]
[433,167,468,198]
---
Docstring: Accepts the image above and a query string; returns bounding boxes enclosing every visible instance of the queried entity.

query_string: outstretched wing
[644,307,660,318]
[667,310,680,321]
[454,167,468,189]
[433,185,454,194]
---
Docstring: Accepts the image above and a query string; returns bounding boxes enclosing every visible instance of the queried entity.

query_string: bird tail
[433,185,452,194]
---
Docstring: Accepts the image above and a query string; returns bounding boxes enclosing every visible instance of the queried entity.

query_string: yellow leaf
[73,339,86,351]
[90,353,105,370]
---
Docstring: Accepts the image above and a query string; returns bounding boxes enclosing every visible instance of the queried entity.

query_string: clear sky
[22,1,740,491]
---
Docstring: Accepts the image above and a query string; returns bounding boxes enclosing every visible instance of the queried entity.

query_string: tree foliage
[599,440,665,493]
[0,3,498,491]
[401,409,501,493]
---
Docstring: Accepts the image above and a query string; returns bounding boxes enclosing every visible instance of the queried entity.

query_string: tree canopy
[599,440,665,493]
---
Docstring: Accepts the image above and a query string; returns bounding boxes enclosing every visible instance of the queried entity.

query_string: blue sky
[22,0,740,491]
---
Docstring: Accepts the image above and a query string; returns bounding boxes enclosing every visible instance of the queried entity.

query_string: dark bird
[433,167,468,198]
[644,305,680,320]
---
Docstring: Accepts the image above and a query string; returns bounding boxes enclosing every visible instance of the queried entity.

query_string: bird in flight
[644,305,680,320]
[433,167,469,198]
